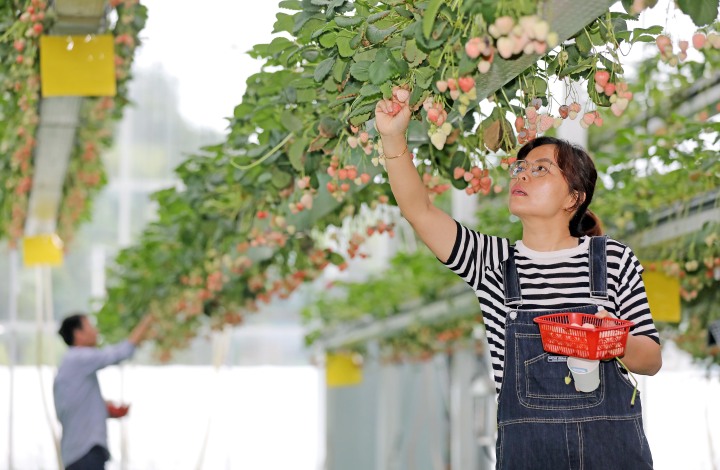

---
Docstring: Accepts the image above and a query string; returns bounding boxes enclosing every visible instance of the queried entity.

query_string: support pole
[7,249,19,470]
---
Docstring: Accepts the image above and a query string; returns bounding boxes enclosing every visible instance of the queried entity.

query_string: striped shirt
[443,221,660,394]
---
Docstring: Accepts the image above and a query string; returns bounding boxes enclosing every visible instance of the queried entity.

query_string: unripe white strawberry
[430,131,447,150]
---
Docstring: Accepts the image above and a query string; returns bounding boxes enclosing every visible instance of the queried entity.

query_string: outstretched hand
[128,313,154,346]
[374,87,413,140]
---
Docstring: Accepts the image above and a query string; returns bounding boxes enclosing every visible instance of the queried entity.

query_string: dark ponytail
[576,209,603,237]
[517,136,601,238]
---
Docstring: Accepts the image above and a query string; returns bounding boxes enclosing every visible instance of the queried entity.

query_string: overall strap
[502,246,522,306]
[589,235,609,300]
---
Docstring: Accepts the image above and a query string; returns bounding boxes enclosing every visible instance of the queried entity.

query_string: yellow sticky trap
[326,353,363,388]
[643,269,681,323]
[22,234,64,267]
[40,34,116,97]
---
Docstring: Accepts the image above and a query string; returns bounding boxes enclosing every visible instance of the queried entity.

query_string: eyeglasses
[508,158,562,178]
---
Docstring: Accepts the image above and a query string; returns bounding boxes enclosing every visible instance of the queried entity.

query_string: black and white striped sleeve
[615,245,660,344]
[442,220,506,291]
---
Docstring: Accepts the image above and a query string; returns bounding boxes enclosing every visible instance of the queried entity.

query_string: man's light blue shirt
[53,340,135,467]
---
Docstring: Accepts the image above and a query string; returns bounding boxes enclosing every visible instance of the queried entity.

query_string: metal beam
[317,284,478,350]
[631,189,720,248]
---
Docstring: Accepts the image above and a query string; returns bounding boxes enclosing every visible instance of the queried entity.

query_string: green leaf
[280,111,304,133]
[288,138,308,171]
[369,59,394,84]
[273,13,295,34]
[270,168,293,189]
[403,38,427,67]
[319,32,338,48]
[413,66,434,89]
[367,10,391,23]
[348,102,377,118]
[532,77,547,95]
[314,57,335,82]
[576,31,592,54]
[278,0,303,9]
[266,37,295,55]
[366,24,398,44]
[336,31,356,57]
[350,61,371,81]
[360,84,382,96]
[422,0,443,39]
[677,0,719,27]
[332,58,348,82]
[349,112,372,126]
[335,16,364,27]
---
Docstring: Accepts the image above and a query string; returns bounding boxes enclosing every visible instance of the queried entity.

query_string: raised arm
[128,313,154,346]
[375,89,458,262]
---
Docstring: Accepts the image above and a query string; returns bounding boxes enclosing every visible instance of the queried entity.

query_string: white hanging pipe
[35,266,62,468]
[195,326,232,470]
[7,249,19,470]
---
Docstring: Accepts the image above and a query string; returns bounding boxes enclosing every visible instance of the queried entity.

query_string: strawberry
[558,105,569,119]
[477,60,491,74]
[656,34,671,53]
[394,88,410,103]
[582,112,596,126]
[435,80,448,93]
[465,37,484,59]
[594,70,610,87]
[453,167,465,180]
[603,83,616,96]
[430,131,447,150]
[692,33,706,49]
[496,36,514,59]
[458,76,475,93]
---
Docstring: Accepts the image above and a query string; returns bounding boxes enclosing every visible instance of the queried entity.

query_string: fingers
[595,309,617,319]
[375,98,397,115]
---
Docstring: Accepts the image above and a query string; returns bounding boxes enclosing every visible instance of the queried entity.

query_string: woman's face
[508,145,578,221]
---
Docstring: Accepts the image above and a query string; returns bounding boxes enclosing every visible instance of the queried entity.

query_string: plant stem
[230,133,294,171]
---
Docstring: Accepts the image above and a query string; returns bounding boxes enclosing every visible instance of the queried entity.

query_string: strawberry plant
[77,0,720,363]
[0,0,146,246]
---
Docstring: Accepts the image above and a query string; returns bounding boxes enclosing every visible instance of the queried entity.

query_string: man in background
[53,313,153,470]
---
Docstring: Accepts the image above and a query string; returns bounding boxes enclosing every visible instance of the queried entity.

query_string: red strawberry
[458,76,475,93]
[594,70,610,87]
[558,105,569,119]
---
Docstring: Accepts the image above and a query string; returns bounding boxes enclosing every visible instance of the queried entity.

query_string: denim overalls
[496,236,654,470]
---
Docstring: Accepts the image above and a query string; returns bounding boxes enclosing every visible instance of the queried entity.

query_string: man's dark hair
[58,314,86,346]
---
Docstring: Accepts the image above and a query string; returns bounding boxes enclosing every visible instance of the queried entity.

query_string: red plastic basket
[533,312,633,360]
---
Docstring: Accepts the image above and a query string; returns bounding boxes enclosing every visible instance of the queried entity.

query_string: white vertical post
[118,104,133,248]
[451,190,478,227]
[7,249,19,470]
[375,363,400,470]
[450,348,477,470]
[316,348,326,470]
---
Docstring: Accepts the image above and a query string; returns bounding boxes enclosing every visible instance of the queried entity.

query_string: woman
[374,89,662,469]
